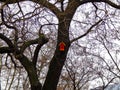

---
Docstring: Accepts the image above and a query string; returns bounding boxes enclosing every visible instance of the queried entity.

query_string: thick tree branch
[13,51,42,89]
[20,38,40,52]
[0,33,14,48]
[0,0,25,4]
[32,45,41,67]
[32,34,48,68]
[0,47,12,53]
[20,34,48,53]
[70,19,102,43]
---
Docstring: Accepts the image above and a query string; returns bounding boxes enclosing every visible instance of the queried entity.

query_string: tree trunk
[31,83,42,90]
[42,16,71,90]
[28,69,42,90]
[14,53,42,90]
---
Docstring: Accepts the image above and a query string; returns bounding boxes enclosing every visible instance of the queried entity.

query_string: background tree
[1,0,120,90]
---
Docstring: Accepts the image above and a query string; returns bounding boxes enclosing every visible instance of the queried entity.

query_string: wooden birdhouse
[59,41,66,51]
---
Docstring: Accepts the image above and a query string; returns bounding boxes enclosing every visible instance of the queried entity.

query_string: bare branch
[1,8,18,43]
[0,33,14,48]
[70,19,102,43]
[102,41,120,73]
[20,34,48,53]
[0,47,12,53]
[0,0,26,4]
[1,8,17,30]
[103,0,120,9]
[2,0,120,14]
[8,53,23,68]
[1,0,61,17]
[20,38,40,53]
[86,52,120,78]
[36,0,61,16]
[32,35,48,68]
[75,0,120,9]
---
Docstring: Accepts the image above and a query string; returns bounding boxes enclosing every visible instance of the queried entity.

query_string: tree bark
[31,83,42,90]
[42,19,70,90]
[42,1,80,90]
[14,53,42,90]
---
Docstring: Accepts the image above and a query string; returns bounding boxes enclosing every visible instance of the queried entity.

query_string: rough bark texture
[42,20,71,90]
[42,1,80,89]
[16,54,42,90]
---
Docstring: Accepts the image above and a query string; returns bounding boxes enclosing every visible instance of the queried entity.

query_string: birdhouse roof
[59,42,66,46]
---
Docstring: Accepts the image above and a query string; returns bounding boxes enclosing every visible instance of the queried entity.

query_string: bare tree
[0,0,120,90]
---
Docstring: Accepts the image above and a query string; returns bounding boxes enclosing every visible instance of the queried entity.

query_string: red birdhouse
[59,41,66,51]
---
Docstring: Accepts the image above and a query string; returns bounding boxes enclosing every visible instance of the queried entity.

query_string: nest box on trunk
[59,41,66,51]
